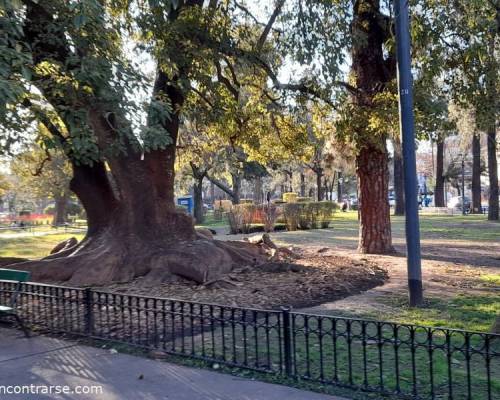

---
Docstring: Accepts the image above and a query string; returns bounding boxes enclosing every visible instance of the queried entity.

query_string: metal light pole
[394,0,423,307]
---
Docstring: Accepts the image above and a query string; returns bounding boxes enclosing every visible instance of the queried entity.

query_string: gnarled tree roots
[2,231,290,286]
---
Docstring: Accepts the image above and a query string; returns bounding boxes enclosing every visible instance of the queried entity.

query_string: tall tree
[349,0,394,253]
[429,0,499,219]
[0,0,277,284]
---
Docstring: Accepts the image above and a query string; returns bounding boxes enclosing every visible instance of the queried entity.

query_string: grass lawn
[0,232,85,259]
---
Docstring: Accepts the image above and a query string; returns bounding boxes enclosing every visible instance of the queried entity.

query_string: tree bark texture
[53,194,68,226]
[357,139,393,253]
[316,169,324,201]
[434,139,446,207]
[393,138,405,215]
[300,173,306,197]
[471,133,482,213]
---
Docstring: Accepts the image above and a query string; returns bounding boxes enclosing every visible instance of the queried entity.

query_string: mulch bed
[102,249,388,310]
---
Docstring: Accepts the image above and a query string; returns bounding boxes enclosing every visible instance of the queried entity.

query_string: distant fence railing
[0,281,498,400]
[0,224,87,235]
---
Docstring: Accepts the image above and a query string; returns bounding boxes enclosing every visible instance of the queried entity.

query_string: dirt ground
[245,216,500,322]
[103,250,388,310]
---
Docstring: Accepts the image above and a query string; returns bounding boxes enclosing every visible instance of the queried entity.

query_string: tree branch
[256,0,285,52]
[189,85,215,108]
[215,60,239,99]
[206,174,235,198]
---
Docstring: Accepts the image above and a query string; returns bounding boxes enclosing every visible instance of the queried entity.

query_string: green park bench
[0,268,31,337]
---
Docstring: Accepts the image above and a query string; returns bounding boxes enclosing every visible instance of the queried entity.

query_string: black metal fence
[1,281,499,400]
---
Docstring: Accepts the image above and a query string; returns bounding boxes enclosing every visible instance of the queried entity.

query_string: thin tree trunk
[316,170,323,201]
[487,128,499,220]
[300,173,306,197]
[434,139,446,207]
[53,194,68,226]
[210,181,215,205]
[231,173,241,204]
[486,32,499,220]
[253,176,263,204]
[393,138,405,215]
[337,171,342,202]
[471,133,482,213]
[193,178,204,223]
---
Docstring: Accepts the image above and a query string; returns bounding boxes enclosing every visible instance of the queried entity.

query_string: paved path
[0,327,345,400]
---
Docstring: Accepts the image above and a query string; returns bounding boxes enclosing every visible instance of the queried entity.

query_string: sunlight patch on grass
[0,233,85,259]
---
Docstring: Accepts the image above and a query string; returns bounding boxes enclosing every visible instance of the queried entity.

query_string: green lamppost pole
[394,0,423,306]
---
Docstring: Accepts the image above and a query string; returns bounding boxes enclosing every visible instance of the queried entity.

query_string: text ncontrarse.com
[0,385,103,395]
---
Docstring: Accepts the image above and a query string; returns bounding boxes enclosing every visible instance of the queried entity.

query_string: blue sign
[177,196,193,214]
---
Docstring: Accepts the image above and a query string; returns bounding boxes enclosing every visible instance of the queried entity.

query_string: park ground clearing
[1,212,499,331]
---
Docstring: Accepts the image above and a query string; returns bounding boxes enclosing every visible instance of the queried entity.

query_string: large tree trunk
[471,133,482,213]
[351,0,394,254]
[434,139,446,207]
[69,162,118,236]
[53,194,68,226]
[393,138,405,215]
[357,140,393,253]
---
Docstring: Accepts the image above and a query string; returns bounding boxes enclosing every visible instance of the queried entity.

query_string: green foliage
[9,140,72,201]
[44,202,82,217]
[283,201,337,231]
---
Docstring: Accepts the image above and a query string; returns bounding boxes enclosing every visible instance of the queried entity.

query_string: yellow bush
[213,199,233,212]
[282,192,298,203]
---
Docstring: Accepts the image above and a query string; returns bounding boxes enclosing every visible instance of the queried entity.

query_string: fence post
[281,306,293,376]
[83,288,94,335]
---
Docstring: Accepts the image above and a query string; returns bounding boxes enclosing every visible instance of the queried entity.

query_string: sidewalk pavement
[0,327,346,400]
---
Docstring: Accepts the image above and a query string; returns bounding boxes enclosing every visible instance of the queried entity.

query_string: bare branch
[206,174,235,198]
[189,85,215,108]
[256,0,285,52]
[215,60,239,99]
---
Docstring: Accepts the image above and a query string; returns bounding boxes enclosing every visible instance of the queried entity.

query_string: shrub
[298,203,312,229]
[213,199,233,212]
[283,192,298,203]
[282,201,337,231]
[261,203,280,232]
[283,203,301,231]
[318,201,338,228]
[226,204,256,234]
[297,196,313,202]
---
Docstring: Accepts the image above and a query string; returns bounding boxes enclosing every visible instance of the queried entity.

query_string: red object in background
[0,213,53,225]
